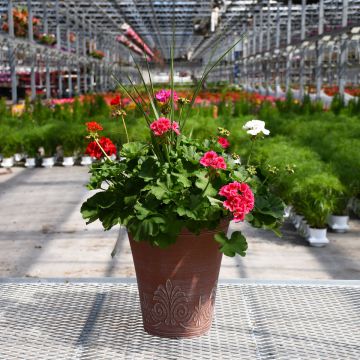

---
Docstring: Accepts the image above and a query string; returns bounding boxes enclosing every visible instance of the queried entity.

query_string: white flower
[243,120,270,136]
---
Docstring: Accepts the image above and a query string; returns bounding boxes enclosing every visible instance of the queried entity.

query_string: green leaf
[146,183,168,200]
[121,142,147,159]
[139,158,158,180]
[134,202,153,220]
[214,231,248,257]
[195,170,209,190]
[92,191,116,209]
[176,206,197,219]
[207,196,223,207]
[124,195,137,205]
[173,172,191,188]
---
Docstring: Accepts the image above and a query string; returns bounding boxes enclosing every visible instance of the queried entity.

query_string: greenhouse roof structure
[0,0,359,103]
[1,0,359,61]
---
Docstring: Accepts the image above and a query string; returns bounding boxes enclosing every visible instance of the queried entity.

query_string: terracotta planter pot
[129,223,227,339]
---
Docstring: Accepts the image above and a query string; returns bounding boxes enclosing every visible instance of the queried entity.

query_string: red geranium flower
[86,121,103,132]
[85,137,117,159]
[110,95,121,106]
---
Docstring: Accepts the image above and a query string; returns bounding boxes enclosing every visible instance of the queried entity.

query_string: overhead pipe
[116,34,146,57]
[121,23,154,58]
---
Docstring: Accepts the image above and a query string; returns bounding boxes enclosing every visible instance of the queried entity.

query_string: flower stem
[94,138,113,162]
[121,115,130,143]
[246,139,255,167]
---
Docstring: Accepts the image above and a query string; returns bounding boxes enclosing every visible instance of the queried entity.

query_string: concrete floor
[0,167,359,280]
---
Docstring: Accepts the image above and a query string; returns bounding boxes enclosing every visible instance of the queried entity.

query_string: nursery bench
[0,278,359,359]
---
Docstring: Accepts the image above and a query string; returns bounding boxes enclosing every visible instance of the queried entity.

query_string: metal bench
[0,278,359,359]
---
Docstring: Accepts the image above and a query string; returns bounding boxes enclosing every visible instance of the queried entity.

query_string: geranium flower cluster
[217,137,230,149]
[150,117,180,136]
[155,89,179,103]
[200,151,227,170]
[219,182,254,222]
[86,121,103,132]
[86,137,117,159]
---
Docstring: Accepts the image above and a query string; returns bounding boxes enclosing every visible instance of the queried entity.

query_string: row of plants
[1,89,360,232]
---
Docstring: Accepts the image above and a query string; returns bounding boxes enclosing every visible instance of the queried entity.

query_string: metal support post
[58,61,63,98]
[275,3,280,97]
[43,0,48,34]
[339,0,348,96]
[76,17,81,95]
[252,14,257,88]
[68,62,73,97]
[90,63,94,92]
[316,0,324,99]
[55,0,61,51]
[266,0,271,93]
[27,0,36,100]
[66,13,71,53]
[8,0,17,104]
[285,0,292,93]
[45,54,51,99]
[30,54,36,100]
[299,0,306,99]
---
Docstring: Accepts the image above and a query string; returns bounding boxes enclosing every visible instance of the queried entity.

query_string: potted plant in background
[23,129,40,168]
[38,33,56,46]
[40,124,58,168]
[2,7,41,38]
[0,148,15,168]
[0,130,23,168]
[89,50,105,60]
[292,173,344,247]
[58,124,84,167]
[327,194,350,233]
[80,45,284,338]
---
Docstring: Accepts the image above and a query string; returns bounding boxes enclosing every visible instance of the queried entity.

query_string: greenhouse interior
[0,0,360,358]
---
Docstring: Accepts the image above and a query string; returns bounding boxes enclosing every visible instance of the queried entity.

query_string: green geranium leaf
[124,195,137,205]
[139,157,158,180]
[207,196,223,207]
[214,231,248,257]
[121,142,147,159]
[80,203,98,224]
[195,170,209,190]
[176,206,197,219]
[146,183,169,200]
[173,172,192,188]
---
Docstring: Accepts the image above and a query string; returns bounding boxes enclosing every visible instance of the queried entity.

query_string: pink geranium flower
[219,182,254,222]
[200,151,227,170]
[155,89,179,103]
[150,117,180,136]
[218,137,230,149]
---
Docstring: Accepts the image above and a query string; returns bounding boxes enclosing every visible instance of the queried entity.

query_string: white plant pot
[298,220,310,238]
[42,157,55,168]
[14,153,23,162]
[62,156,75,167]
[80,156,93,166]
[328,215,349,233]
[307,228,329,247]
[284,205,293,218]
[294,214,304,229]
[1,157,14,168]
[25,158,36,168]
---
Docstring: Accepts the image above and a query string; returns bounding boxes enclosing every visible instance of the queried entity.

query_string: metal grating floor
[0,280,359,360]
